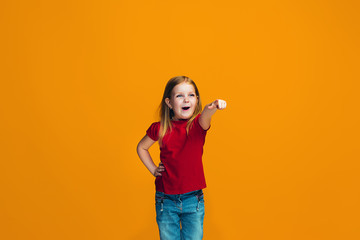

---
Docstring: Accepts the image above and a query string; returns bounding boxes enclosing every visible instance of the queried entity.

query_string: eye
[190,94,195,97]
[176,95,183,98]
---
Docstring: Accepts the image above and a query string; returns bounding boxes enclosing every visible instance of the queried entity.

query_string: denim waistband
[156,189,203,200]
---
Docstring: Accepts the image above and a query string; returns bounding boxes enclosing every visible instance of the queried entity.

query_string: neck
[172,117,188,121]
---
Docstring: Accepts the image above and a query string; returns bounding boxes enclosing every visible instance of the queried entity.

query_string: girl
[136,76,226,240]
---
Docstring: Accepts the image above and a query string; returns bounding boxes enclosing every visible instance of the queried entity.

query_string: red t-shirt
[146,113,210,194]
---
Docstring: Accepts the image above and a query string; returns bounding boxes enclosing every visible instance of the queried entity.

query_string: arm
[136,135,165,177]
[199,99,227,130]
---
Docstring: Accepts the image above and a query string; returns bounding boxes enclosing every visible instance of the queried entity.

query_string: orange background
[1,0,359,239]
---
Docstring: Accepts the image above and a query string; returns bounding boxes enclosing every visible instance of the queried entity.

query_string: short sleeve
[146,122,160,141]
[194,114,210,132]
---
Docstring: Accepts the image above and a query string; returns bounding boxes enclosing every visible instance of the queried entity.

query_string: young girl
[136,76,226,240]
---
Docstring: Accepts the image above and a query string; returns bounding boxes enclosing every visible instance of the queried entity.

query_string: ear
[165,98,172,109]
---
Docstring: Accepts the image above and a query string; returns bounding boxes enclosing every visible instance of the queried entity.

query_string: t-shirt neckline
[171,117,192,125]
[171,119,188,123]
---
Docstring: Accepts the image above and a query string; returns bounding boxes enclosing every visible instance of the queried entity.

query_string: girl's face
[165,82,198,120]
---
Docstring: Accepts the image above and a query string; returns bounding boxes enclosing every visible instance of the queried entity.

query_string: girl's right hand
[153,162,165,177]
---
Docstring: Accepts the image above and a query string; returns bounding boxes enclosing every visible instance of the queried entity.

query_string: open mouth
[182,107,190,110]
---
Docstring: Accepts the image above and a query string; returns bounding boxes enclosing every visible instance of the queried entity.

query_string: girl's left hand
[208,99,227,110]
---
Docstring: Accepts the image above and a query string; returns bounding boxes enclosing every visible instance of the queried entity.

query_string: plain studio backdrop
[0,0,359,239]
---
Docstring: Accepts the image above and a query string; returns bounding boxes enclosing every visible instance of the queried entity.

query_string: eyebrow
[174,91,195,95]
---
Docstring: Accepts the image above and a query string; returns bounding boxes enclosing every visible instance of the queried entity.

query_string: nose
[184,96,189,103]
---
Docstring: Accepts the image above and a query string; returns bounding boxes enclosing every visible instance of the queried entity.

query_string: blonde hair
[157,76,202,145]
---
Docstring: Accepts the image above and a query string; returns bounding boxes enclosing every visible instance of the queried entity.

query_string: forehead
[172,82,195,94]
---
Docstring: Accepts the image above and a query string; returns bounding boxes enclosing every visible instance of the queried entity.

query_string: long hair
[157,76,202,145]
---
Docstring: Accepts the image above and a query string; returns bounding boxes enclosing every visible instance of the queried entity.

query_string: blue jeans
[155,189,205,240]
